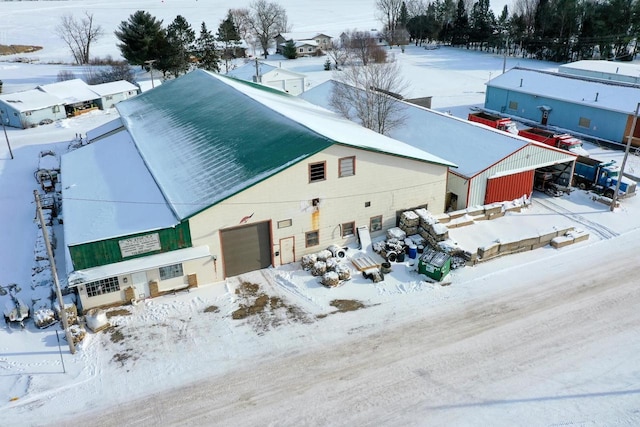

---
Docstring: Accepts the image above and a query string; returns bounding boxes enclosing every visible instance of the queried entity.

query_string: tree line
[377,0,640,62]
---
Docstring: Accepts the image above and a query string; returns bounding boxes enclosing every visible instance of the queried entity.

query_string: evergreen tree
[115,10,165,67]
[217,11,243,72]
[282,40,298,59]
[157,15,196,77]
[399,2,409,29]
[469,0,495,48]
[195,22,220,72]
[451,0,470,46]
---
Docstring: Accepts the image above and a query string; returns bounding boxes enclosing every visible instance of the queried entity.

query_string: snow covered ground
[2,1,640,426]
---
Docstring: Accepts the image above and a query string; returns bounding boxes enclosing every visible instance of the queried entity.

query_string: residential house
[274,32,332,56]
[63,70,454,311]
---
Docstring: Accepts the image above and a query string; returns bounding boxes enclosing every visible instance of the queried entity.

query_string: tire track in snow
[533,197,619,240]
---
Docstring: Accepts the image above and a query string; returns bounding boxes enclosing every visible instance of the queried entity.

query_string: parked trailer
[468,111,518,134]
[573,156,636,198]
[518,128,590,157]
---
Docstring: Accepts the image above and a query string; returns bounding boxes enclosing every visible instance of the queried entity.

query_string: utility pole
[34,190,76,354]
[144,59,157,89]
[611,102,640,211]
[0,110,13,159]
[255,57,261,83]
[502,34,508,74]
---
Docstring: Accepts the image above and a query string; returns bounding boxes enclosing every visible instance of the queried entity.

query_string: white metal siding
[189,144,449,271]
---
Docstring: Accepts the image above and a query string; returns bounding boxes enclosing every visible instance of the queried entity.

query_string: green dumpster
[418,248,451,281]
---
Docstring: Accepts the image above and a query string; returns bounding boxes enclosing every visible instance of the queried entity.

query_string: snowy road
[71,233,640,426]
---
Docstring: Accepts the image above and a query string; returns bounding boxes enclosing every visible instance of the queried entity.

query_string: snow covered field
[2,1,640,426]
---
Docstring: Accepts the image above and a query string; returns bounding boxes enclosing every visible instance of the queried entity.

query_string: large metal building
[484,67,640,146]
[63,70,455,311]
[301,81,577,210]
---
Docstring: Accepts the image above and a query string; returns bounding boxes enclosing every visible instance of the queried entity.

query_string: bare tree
[325,39,349,70]
[55,12,103,64]
[230,8,256,55]
[405,0,428,18]
[247,0,289,58]
[330,60,408,135]
[376,0,403,46]
[342,29,384,66]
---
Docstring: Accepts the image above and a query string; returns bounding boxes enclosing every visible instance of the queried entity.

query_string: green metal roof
[117,70,334,219]
[116,70,454,220]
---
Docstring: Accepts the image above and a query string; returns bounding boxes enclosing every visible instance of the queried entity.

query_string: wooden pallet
[351,254,381,271]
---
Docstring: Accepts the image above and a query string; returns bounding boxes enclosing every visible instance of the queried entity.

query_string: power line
[60,178,448,207]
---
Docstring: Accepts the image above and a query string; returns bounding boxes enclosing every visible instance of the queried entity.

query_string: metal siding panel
[485,170,534,204]
[221,221,272,278]
[69,222,192,270]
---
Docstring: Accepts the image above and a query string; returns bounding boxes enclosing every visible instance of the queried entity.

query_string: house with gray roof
[63,69,455,311]
[484,67,640,146]
[274,32,332,56]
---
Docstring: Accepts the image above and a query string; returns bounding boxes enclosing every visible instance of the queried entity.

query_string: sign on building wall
[118,233,161,258]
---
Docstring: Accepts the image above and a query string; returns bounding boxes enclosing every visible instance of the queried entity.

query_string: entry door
[131,271,149,300]
[541,110,549,125]
[280,237,295,265]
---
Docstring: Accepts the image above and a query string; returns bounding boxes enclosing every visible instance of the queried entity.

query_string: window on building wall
[299,48,303,53]
[25,111,32,116]
[277,219,292,228]
[342,222,355,237]
[309,161,326,182]
[306,230,320,247]
[106,95,113,100]
[370,215,383,232]
[159,263,183,280]
[86,277,120,297]
[339,156,355,177]
[578,117,591,128]
[52,105,60,113]
[508,101,518,111]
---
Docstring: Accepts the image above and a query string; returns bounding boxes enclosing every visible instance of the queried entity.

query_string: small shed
[227,61,306,95]
[418,248,451,281]
[90,80,140,109]
[0,89,66,128]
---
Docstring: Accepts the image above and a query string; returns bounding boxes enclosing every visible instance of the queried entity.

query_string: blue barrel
[408,245,417,259]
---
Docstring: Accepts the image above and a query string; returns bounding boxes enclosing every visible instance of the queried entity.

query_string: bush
[57,70,76,82]
[371,45,388,63]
